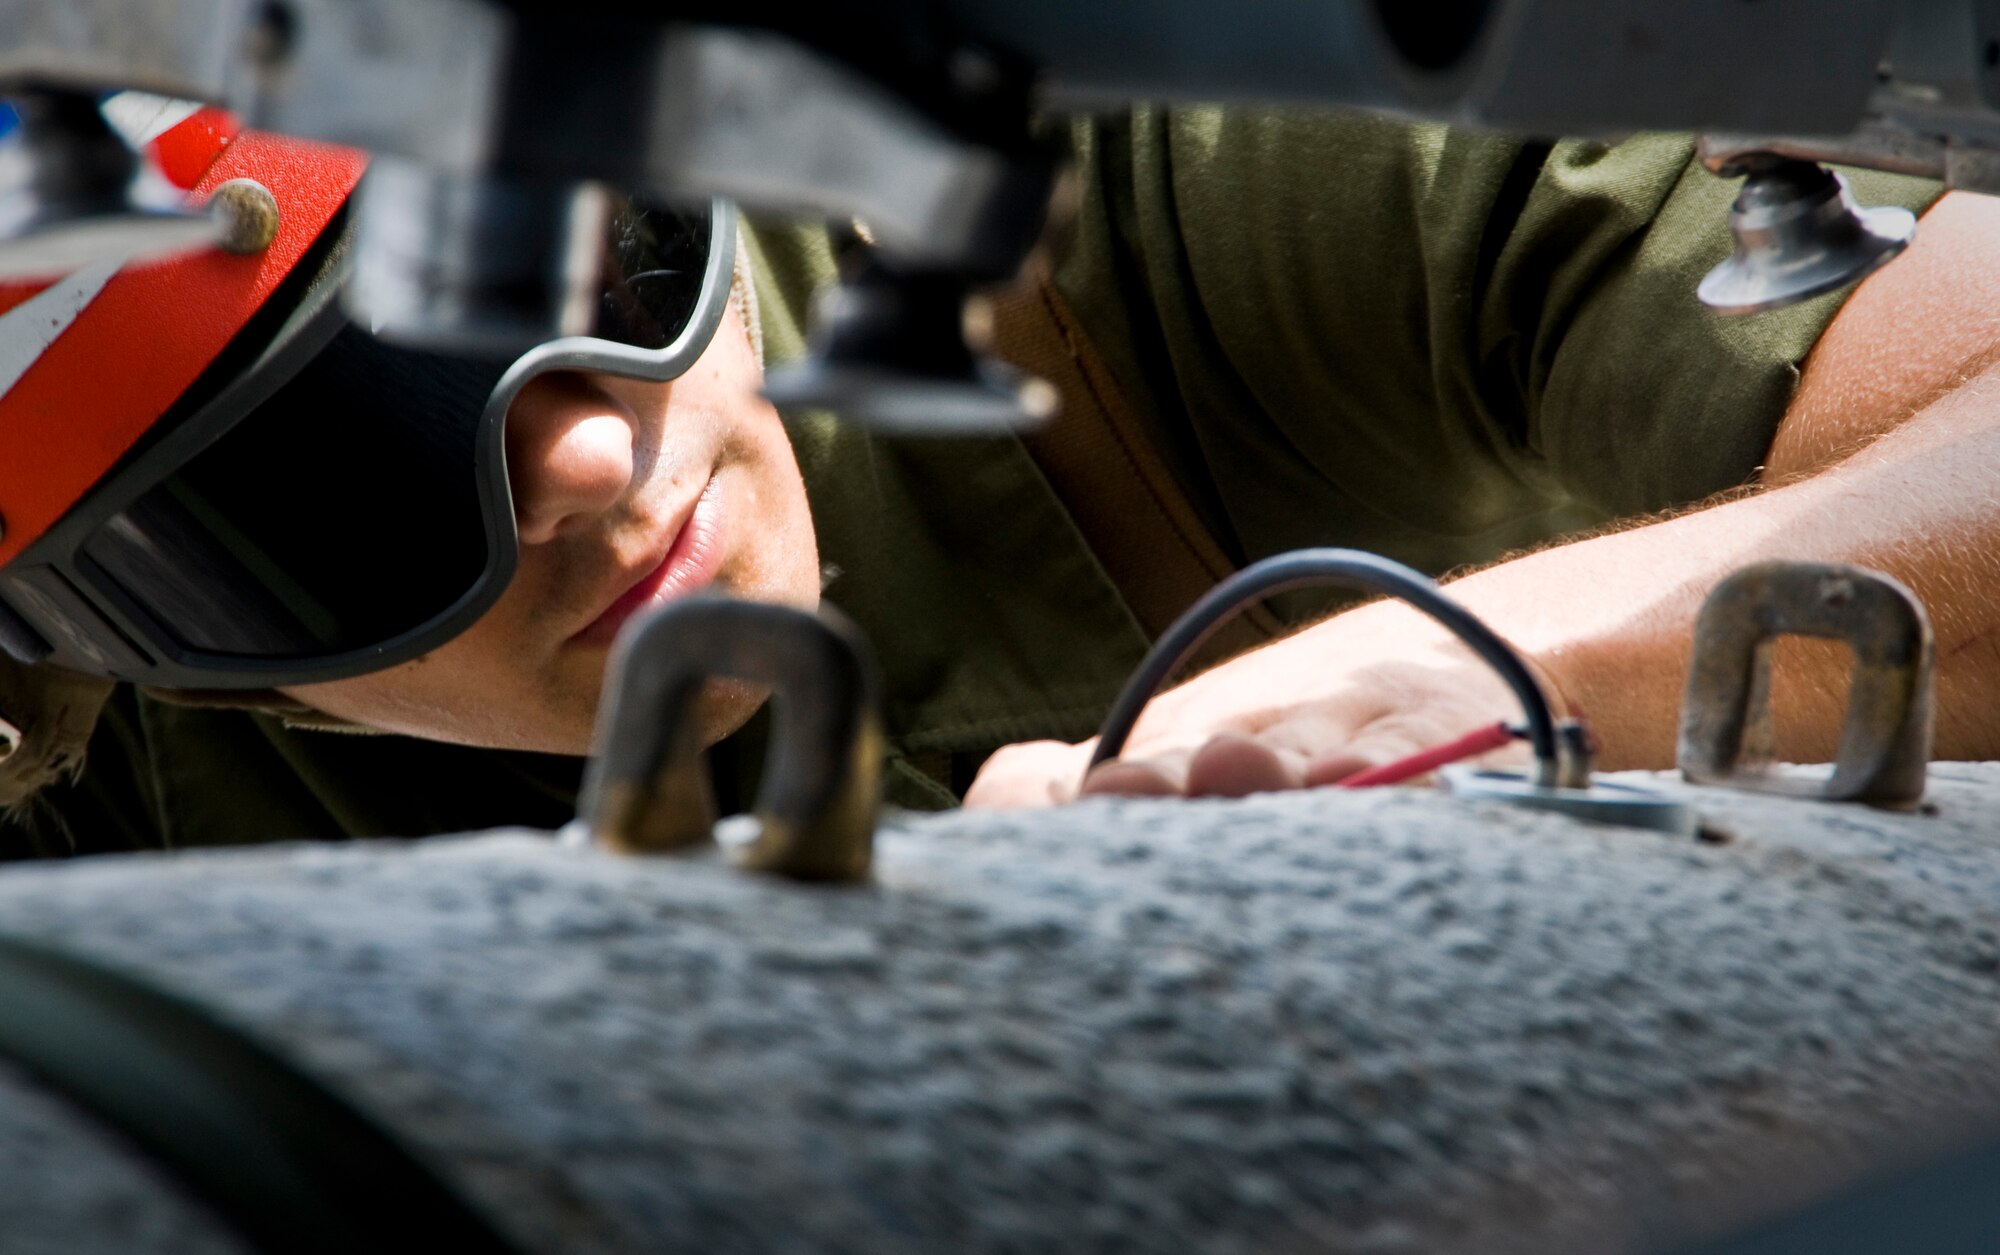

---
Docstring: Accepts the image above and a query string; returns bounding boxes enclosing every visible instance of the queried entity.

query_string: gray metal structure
[7,1,2000,412]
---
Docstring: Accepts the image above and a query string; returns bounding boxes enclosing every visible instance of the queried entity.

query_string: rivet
[209,178,282,255]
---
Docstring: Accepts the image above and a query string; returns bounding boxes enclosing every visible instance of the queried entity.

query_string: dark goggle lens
[74,196,717,666]
[82,327,504,657]
[593,199,715,351]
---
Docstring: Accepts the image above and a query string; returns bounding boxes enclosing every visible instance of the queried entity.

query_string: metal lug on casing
[0,91,212,280]
[580,597,883,883]
[1698,155,1915,314]
[1679,561,1933,808]
[344,157,609,356]
[762,259,1057,434]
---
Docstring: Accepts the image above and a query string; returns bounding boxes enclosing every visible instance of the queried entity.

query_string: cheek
[282,313,816,753]
[731,436,819,608]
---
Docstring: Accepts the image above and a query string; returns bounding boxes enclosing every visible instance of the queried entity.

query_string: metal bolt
[208,178,281,255]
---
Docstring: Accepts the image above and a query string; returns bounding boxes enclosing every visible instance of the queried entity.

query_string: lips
[573,476,726,647]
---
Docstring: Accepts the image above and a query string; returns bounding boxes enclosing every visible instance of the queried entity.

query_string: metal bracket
[1678,561,1933,807]
[579,598,883,882]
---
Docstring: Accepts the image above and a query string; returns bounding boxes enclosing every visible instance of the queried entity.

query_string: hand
[962,601,1540,809]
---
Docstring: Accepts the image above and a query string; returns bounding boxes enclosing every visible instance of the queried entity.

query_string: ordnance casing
[2,767,1999,1254]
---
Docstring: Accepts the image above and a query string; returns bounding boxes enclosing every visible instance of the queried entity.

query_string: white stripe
[100,91,204,149]
[0,262,121,402]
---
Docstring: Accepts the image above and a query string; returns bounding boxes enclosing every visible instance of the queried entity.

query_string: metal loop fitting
[1678,561,1933,808]
[580,598,883,882]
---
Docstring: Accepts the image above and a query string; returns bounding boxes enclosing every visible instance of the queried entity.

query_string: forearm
[1434,364,2000,769]
[971,195,2000,808]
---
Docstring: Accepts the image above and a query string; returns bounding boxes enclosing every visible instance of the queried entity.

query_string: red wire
[1334,721,1519,789]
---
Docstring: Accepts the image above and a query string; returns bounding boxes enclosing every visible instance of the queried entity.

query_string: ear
[730,231,766,376]
[0,659,115,809]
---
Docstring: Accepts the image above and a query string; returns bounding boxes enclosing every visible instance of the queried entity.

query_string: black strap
[0,935,528,1255]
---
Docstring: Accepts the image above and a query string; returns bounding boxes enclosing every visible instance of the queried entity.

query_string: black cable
[0,935,529,1255]
[1087,549,1561,785]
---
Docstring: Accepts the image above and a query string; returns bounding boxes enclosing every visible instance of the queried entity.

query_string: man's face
[282,307,820,754]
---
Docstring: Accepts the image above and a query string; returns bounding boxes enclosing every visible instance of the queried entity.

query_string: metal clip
[1678,562,1932,807]
[580,598,883,882]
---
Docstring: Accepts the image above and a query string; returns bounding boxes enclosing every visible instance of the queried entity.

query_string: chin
[512,675,769,760]
[692,677,772,746]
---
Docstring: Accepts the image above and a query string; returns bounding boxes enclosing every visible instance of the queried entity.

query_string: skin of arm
[963,191,2000,808]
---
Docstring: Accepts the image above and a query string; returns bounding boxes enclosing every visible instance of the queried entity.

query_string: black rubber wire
[1087,549,1561,785]
[0,935,529,1255]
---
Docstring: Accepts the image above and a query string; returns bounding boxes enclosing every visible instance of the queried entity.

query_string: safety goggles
[0,192,739,689]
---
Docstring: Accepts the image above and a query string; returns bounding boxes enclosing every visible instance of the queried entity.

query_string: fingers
[1078,759,1181,798]
[965,684,1528,811]
[1302,717,1531,789]
[962,739,1097,810]
[975,727,1452,809]
[1302,749,1380,788]
[1183,733,1303,798]
[1083,734,1304,800]
[1080,745,1193,798]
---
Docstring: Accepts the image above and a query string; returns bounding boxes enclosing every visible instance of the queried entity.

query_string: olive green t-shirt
[0,109,1940,857]
[1052,109,1936,578]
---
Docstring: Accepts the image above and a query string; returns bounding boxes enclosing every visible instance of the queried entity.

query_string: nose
[506,372,637,545]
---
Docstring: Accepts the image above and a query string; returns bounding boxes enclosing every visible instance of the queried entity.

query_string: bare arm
[966,192,2000,807]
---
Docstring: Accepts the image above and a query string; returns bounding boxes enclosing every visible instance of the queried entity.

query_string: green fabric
[0,108,1943,859]
[743,224,1151,764]
[4,688,586,858]
[1054,108,1940,579]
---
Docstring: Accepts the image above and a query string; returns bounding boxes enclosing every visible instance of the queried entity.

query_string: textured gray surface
[0,1058,249,1255]
[0,766,1998,1254]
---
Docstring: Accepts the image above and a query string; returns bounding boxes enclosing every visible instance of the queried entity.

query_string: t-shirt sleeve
[1047,108,1942,576]
[1492,140,1941,517]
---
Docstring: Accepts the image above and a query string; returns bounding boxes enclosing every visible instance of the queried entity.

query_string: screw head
[209,178,282,255]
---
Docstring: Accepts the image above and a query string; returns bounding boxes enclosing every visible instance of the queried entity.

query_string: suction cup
[0,91,212,280]
[1698,157,1915,315]
[762,262,1056,434]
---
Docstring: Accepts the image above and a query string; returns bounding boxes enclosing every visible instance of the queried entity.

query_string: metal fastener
[580,597,882,882]
[1678,561,1932,807]
[208,178,282,255]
